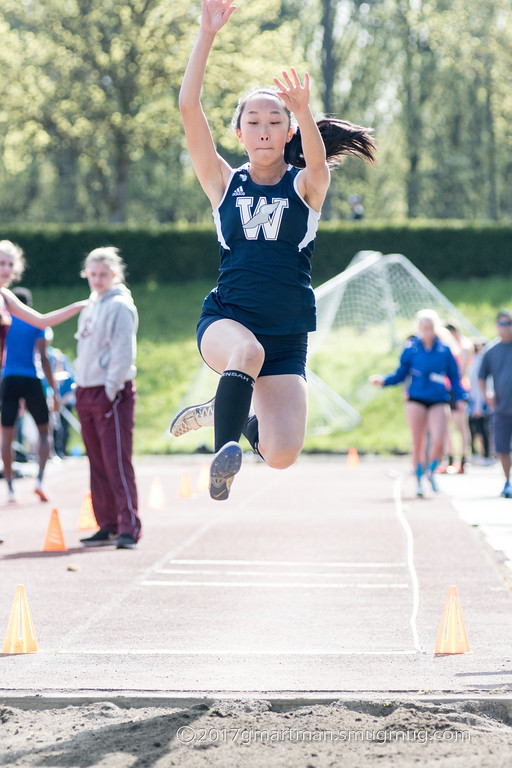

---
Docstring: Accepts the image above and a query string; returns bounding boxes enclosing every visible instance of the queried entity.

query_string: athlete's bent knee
[263,446,302,470]
[228,338,265,375]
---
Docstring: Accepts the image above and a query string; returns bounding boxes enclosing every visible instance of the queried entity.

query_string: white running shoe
[170,397,215,437]
[7,488,16,504]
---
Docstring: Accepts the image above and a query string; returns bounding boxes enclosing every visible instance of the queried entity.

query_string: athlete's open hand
[274,68,310,116]
[200,0,237,34]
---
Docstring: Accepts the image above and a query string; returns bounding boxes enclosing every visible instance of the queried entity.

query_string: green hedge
[1,220,511,288]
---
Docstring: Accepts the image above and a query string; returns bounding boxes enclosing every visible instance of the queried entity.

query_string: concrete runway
[1,454,511,701]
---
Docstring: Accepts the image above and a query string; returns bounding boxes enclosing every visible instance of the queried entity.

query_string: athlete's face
[85,260,117,296]
[418,319,436,346]
[0,251,15,288]
[236,96,293,163]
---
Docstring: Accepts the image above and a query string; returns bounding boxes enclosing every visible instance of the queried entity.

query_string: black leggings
[469,415,490,458]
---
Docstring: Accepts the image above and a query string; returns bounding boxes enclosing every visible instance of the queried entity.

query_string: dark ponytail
[284,118,376,168]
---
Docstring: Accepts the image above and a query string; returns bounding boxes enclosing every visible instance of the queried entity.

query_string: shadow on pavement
[1,547,109,560]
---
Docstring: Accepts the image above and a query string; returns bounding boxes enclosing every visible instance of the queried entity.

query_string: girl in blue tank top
[171,0,376,501]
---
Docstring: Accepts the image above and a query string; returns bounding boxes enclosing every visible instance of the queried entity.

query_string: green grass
[29,274,512,455]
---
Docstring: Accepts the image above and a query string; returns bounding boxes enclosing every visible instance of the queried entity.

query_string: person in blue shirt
[370,309,467,497]
[170,0,376,501]
[1,287,59,504]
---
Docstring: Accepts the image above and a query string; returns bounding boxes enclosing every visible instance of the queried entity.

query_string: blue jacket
[383,336,467,403]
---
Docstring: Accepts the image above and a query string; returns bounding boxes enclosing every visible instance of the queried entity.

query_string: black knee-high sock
[242,414,260,453]
[214,370,254,452]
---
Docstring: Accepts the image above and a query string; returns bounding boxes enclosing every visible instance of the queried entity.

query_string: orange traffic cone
[197,463,210,492]
[178,470,194,499]
[42,508,67,552]
[347,448,360,468]
[2,585,38,654]
[147,476,166,510]
[435,586,471,654]
[77,492,99,531]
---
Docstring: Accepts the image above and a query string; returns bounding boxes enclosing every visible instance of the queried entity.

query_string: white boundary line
[142,580,409,589]
[392,474,422,652]
[57,480,280,651]
[54,649,417,656]
[164,559,407,568]
[156,568,404,578]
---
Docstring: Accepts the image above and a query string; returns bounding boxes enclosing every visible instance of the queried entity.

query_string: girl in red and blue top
[371,310,467,497]
[171,0,376,500]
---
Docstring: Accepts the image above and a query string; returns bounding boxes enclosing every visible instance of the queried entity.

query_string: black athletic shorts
[407,397,446,410]
[197,314,308,379]
[1,375,49,428]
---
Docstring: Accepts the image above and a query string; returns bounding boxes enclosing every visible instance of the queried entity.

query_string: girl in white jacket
[75,247,141,549]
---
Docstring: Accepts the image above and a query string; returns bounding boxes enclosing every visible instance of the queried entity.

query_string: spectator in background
[75,247,141,550]
[370,309,467,498]
[349,193,365,220]
[441,321,473,474]
[45,329,77,457]
[1,287,59,503]
[468,339,492,463]
[478,309,512,498]
[0,240,84,541]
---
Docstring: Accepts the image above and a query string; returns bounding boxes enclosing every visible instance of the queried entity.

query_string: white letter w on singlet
[236,197,289,240]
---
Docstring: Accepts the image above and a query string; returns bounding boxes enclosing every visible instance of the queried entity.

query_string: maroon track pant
[76,381,141,540]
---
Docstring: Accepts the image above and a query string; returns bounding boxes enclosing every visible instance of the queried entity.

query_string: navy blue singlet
[201,163,321,335]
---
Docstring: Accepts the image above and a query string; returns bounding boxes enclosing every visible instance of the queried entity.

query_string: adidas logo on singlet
[232,186,245,197]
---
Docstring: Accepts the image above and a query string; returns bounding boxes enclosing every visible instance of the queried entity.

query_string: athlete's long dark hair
[286,118,376,167]
[233,88,376,167]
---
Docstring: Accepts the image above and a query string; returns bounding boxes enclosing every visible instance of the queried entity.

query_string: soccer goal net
[306,251,480,434]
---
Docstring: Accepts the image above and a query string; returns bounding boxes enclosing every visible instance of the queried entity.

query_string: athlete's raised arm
[274,68,330,211]
[179,0,237,208]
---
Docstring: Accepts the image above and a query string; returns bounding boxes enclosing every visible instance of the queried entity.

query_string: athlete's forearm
[179,29,216,114]
[294,107,328,172]
[39,303,86,328]
[40,355,57,397]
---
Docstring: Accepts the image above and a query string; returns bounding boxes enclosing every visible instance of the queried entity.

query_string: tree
[0,0,511,224]
[0,0,306,223]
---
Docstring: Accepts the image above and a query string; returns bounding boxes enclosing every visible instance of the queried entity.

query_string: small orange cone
[435,586,471,654]
[148,476,166,510]
[77,492,99,531]
[178,470,194,499]
[347,448,360,468]
[197,463,210,492]
[2,585,38,654]
[42,508,67,552]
